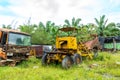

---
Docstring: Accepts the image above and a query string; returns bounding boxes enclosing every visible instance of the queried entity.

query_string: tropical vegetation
[1,15,120,80]
[1,15,120,45]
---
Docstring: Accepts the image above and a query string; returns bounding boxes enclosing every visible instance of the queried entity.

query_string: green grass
[0,52,120,80]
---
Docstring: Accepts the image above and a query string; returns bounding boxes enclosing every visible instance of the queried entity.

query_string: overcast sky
[0,0,120,27]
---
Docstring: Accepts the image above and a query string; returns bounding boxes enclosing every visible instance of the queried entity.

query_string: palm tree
[31,21,59,44]
[77,24,97,42]
[38,22,45,31]
[19,18,37,34]
[2,24,12,29]
[95,15,108,36]
[64,17,81,28]
[103,22,119,36]
[44,21,59,44]
[19,24,36,34]
[94,15,119,37]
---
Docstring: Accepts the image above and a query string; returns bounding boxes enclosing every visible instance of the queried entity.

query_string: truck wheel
[41,53,48,65]
[62,56,73,69]
[73,54,82,65]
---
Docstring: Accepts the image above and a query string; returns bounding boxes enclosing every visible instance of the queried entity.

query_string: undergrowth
[0,51,120,80]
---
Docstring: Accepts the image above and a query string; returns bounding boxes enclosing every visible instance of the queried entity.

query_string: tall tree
[44,21,59,44]
[95,15,107,36]
[21,21,59,45]
[2,24,12,29]
[94,15,119,37]
[64,17,81,28]
[77,24,97,42]
[19,18,36,34]
[19,24,36,34]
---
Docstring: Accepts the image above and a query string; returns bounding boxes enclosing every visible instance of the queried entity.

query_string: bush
[94,52,111,61]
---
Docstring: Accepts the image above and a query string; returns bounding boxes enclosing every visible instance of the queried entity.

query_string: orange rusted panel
[0,28,29,35]
[0,48,7,59]
[84,37,101,50]
[0,31,2,39]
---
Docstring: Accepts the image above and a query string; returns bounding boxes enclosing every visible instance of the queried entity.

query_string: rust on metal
[84,37,101,50]
[0,28,31,66]
[59,27,77,32]
[0,28,30,35]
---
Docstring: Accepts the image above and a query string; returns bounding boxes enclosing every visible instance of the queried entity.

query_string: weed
[0,52,120,80]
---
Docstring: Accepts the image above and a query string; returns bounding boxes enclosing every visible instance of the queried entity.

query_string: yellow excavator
[41,27,98,69]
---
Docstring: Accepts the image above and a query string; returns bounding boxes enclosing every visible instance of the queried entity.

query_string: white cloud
[0,6,4,10]
[0,15,29,29]
[0,0,120,27]
[108,12,120,23]
[110,0,120,6]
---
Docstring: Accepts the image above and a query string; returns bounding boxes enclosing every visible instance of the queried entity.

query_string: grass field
[0,51,120,80]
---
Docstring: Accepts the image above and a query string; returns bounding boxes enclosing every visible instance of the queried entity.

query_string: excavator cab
[56,27,78,50]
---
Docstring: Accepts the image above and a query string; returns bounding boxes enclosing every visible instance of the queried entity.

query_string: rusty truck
[0,28,31,66]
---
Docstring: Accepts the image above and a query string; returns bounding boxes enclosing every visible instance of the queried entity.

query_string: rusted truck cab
[0,28,31,63]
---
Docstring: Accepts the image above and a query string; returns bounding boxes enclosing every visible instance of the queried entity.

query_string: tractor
[0,28,31,66]
[41,27,97,69]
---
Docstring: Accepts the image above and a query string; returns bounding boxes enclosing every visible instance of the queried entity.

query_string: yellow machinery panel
[42,27,95,69]
[56,36,77,50]
[0,31,2,39]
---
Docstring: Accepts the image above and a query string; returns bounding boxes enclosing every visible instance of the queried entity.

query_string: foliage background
[2,15,120,45]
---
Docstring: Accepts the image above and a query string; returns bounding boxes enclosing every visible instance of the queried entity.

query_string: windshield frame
[8,32,31,46]
[57,27,78,37]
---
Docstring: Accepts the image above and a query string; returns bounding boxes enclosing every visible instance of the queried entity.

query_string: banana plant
[94,15,119,37]
[64,17,81,28]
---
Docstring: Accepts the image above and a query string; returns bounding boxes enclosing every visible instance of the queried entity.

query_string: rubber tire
[73,54,82,65]
[62,56,73,69]
[41,53,48,65]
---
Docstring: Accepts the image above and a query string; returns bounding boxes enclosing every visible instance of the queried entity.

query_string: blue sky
[0,0,10,7]
[0,0,120,28]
